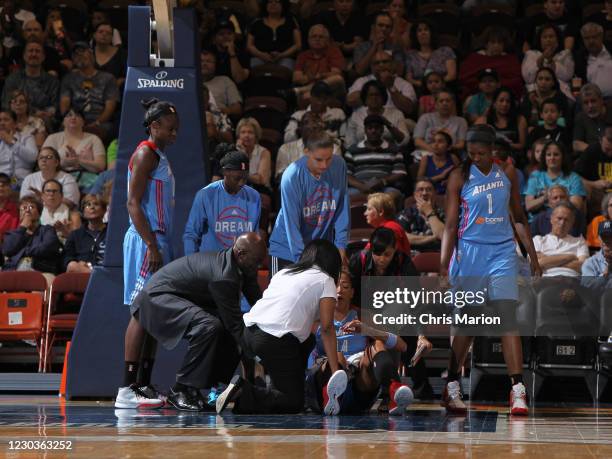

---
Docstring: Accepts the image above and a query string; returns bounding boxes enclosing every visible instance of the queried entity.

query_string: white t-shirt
[533,233,589,278]
[243,267,337,343]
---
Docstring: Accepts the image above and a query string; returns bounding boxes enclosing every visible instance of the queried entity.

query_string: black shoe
[167,387,206,412]
[216,375,243,414]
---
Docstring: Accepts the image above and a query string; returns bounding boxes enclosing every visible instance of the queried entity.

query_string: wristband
[384,333,398,349]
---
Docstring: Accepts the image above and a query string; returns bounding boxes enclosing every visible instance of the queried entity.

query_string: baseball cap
[220,150,249,171]
[478,68,499,81]
[599,220,612,237]
[215,18,235,34]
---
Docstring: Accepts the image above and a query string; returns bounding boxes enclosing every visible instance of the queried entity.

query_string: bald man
[125,233,267,412]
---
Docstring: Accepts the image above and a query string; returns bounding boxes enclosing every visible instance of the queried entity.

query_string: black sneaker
[167,387,206,412]
[216,375,243,414]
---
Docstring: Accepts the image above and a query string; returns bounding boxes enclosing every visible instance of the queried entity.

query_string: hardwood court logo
[137,71,185,89]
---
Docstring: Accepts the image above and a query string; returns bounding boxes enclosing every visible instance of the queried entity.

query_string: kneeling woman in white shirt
[217,239,347,415]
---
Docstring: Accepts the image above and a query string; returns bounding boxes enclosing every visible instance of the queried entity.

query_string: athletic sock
[510,374,523,386]
[138,358,155,386]
[446,371,461,383]
[123,361,139,387]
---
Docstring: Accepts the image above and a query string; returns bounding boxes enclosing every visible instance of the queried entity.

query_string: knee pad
[372,351,400,386]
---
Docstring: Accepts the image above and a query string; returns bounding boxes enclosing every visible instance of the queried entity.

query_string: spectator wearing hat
[463,68,500,124]
[0,172,18,243]
[284,81,345,144]
[205,19,250,84]
[344,79,409,148]
[582,220,612,278]
[345,114,407,200]
[59,41,119,142]
[201,50,242,118]
[291,24,346,106]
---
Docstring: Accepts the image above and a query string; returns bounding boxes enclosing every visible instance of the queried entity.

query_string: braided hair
[141,98,177,134]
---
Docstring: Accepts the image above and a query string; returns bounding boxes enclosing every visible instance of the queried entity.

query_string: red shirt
[0,200,19,242]
[366,219,411,255]
[295,45,346,77]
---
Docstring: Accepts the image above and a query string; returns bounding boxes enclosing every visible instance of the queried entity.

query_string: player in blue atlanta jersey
[269,131,350,274]
[440,124,542,416]
[116,99,179,410]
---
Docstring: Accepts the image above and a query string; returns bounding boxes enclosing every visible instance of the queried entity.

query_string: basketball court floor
[1,395,612,458]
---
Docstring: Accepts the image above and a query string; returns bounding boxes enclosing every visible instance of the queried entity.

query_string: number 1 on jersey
[487,193,493,214]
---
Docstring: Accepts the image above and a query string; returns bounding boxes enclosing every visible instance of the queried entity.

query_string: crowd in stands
[0,0,611,284]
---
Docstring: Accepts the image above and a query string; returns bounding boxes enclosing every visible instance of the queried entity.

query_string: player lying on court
[305,268,414,416]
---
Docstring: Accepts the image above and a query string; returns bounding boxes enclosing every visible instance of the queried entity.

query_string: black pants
[269,256,292,278]
[235,325,315,414]
[177,308,240,389]
[401,335,431,393]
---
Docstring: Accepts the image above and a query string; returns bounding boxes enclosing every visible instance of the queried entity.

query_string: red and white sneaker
[441,380,467,414]
[388,381,413,416]
[323,370,347,416]
[510,382,528,416]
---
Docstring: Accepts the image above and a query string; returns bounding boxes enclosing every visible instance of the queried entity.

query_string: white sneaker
[389,381,413,416]
[115,385,163,409]
[510,382,528,416]
[441,380,467,414]
[323,370,347,416]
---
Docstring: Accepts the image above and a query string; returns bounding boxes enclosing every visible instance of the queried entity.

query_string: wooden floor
[2,396,612,458]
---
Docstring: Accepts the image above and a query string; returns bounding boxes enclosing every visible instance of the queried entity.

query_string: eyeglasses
[43,189,61,194]
[20,204,36,211]
[38,155,56,161]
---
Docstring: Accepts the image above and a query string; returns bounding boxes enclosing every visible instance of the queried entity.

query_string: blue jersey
[315,310,367,359]
[127,140,175,235]
[458,163,513,244]
[270,155,349,262]
[183,181,261,253]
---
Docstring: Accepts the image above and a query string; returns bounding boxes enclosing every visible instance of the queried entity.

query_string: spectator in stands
[529,184,585,237]
[418,70,445,117]
[345,114,407,200]
[586,192,612,249]
[201,85,234,147]
[309,0,367,58]
[524,141,586,220]
[416,131,459,194]
[344,79,409,148]
[575,124,612,211]
[44,8,74,72]
[59,42,119,142]
[533,202,588,277]
[591,0,612,50]
[474,87,527,157]
[63,194,107,273]
[88,9,122,47]
[1,40,59,123]
[8,20,62,76]
[463,68,500,124]
[526,98,570,147]
[521,24,574,99]
[0,0,35,50]
[276,112,341,181]
[574,23,612,99]
[2,196,61,274]
[522,0,579,51]
[0,172,18,242]
[42,108,106,191]
[0,109,36,187]
[458,27,523,100]
[20,147,79,208]
[404,20,457,91]
[348,50,416,115]
[397,177,445,253]
[413,90,467,155]
[353,12,403,76]
[386,0,410,48]
[573,84,607,154]
[363,192,410,254]
[92,22,126,88]
[9,90,46,149]
[206,19,250,84]
[525,137,547,178]
[292,24,346,105]
[246,0,302,70]
[284,81,345,143]
[201,50,242,118]
[519,66,572,129]
[582,220,612,280]
[235,117,271,195]
[39,179,81,241]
